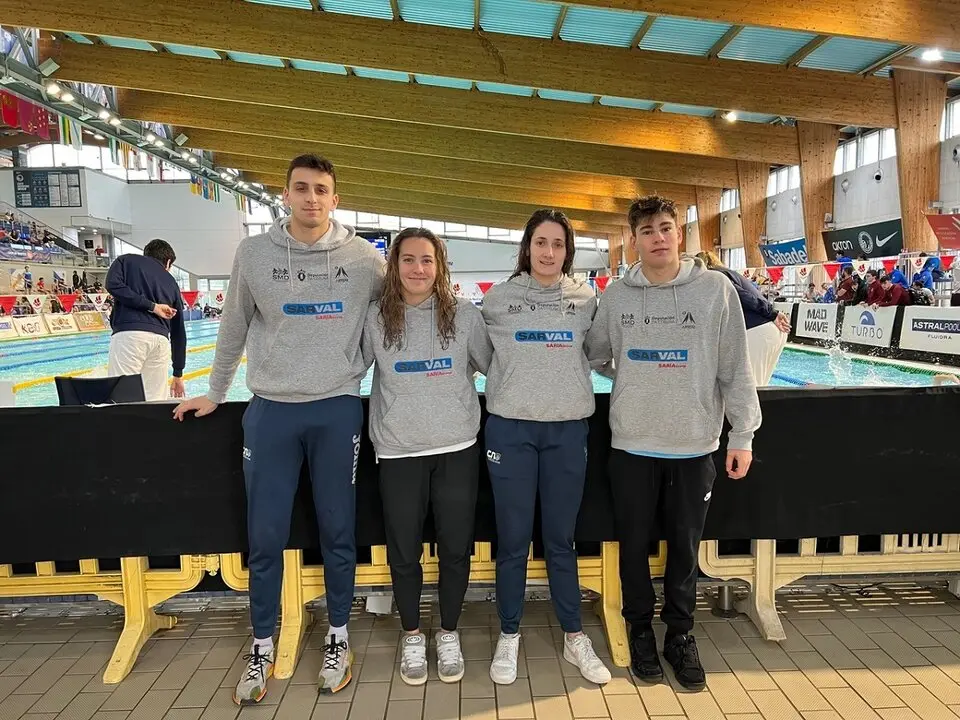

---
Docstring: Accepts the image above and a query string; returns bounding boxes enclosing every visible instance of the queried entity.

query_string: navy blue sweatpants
[242,395,363,639]
[485,414,588,634]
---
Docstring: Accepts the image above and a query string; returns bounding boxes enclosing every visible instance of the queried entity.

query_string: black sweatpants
[609,450,716,635]
[379,443,479,632]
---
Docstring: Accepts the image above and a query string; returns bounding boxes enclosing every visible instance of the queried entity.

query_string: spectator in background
[835,266,858,305]
[35,277,45,292]
[106,238,186,402]
[23,266,32,291]
[72,270,80,290]
[910,280,935,306]
[920,253,944,282]
[878,276,908,307]
[821,283,836,303]
[803,283,821,303]
[49,296,64,314]
[863,271,885,306]
[836,253,854,271]
[887,265,909,290]
[81,271,88,288]
[913,259,934,291]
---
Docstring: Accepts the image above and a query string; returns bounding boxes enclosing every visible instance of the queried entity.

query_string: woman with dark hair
[482,209,611,687]
[362,228,492,687]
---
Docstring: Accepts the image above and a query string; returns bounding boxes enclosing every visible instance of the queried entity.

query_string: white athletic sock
[328,624,348,643]
[252,637,274,656]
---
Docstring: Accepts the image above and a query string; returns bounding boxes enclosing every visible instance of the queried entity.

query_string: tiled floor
[4,584,960,719]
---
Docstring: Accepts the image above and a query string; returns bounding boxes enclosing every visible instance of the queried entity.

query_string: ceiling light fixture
[220,172,231,181]
[921,48,943,62]
[188,156,198,164]
[93,133,104,140]
[45,82,61,96]
[59,91,75,103]
[108,116,121,126]
[98,109,111,120]
[721,110,738,123]
[145,132,156,142]
[152,139,165,148]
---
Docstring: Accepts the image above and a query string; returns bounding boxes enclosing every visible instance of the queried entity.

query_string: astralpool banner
[795,303,838,341]
[899,306,960,355]
[839,306,897,348]
[759,238,808,267]
[0,317,17,340]
[822,218,903,260]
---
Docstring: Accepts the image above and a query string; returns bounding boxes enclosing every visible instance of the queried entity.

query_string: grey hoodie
[585,258,761,455]
[362,296,492,457]
[482,273,598,421]
[207,216,385,404]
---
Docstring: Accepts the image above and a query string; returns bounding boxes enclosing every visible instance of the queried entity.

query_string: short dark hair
[628,195,679,234]
[144,238,176,267]
[865,270,878,279]
[286,154,337,191]
[512,209,576,278]
[881,275,892,283]
[842,266,853,276]
[808,283,815,288]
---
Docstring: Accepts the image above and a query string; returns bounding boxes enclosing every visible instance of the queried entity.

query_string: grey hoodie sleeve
[717,284,762,451]
[369,254,386,302]
[361,303,378,370]
[206,251,255,404]
[466,306,493,375]
[585,291,614,366]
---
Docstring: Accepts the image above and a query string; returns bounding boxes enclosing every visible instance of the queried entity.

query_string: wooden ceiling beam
[707,25,743,59]
[212,149,699,204]
[535,1,960,51]
[859,45,917,76]
[889,56,960,76]
[784,35,830,68]
[50,42,800,164]
[10,0,898,127]
[120,90,740,186]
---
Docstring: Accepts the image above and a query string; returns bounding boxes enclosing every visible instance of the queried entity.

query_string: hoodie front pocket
[610,385,710,444]
[380,393,476,449]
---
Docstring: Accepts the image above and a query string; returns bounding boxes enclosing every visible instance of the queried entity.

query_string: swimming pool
[0,319,947,407]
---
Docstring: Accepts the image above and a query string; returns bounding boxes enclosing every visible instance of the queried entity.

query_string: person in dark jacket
[863,271,885,306]
[106,238,186,401]
[696,252,790,386]
[878,276,908,307]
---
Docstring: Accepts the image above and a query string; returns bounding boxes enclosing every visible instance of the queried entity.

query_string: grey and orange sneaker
[318,633,354,694]
[234,645,274,705]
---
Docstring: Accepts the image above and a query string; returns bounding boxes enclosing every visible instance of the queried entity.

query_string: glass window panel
[509,229,524,242]
[788,166,800,189]
[422,220,445,235]
[445,223,467,235]
[401,217,422,228]
[489,227,510,238]
[357,212,379,225]
[843,141,857,172]
[861,131,880,166]
[466,225,487,238]
[881,128,897,158]
[776,167,789,194]
[379,215,400,230]
[834,146,844,176]
[27,144,54,167]
[81,144,103,170]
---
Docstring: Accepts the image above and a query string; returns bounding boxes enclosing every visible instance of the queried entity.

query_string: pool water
[0,319,943,407]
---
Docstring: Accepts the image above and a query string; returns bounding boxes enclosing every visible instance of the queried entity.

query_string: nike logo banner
[822,218,904,260]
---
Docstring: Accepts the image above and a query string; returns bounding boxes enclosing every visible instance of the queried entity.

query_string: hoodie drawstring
[522,273,567,316]
[673,286,680,323]
[326,252,331,292]
[286,240,293,293]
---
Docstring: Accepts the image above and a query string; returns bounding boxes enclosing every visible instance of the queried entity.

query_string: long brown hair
[511,209,576,279]
[379,228,458,351]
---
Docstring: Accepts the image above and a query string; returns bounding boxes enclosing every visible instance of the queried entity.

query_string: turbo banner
[839,306,897,348]
[822,218,903,260]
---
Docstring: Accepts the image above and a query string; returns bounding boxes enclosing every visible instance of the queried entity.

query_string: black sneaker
[628,628,663,683]
[663,634,706,691]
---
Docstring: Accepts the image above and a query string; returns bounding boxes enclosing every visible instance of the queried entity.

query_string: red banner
[17,99,49,139]
[594,276,610,292]
[181,290,200,308]
[0,91,17,127]
[881,258,898,274]
[766,267,783,283]
[941,255,955,271]
[927,214,960,250]
[0,296,15,315]
[823,262,840,280]
[57,294,78,313]
[476,282,493,296]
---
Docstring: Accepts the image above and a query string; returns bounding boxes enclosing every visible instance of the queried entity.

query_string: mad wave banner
[840,306,897,348]
[911,256,927,272]
[759,238,807,267]
[795,302,838,341]
[927,214,960,250]
[823,218,903,260]
[899,306,960,355]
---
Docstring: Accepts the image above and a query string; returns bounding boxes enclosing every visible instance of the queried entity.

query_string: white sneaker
[435,630,465,683]
[399,633,428,686]
[490,633,521,685]
[563,632,612,685]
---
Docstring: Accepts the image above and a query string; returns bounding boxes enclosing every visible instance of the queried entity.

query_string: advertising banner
[45,314,79,335]
[12,315,49,338]
[0,317,18,340]
[795,302,838,341]
[759,238,808,267]
[823,218,903,260]
[899,307,960,355]
[0,246,52,263]
[74,311,107,332]
[839,306,897,348]
[927,214,960,250]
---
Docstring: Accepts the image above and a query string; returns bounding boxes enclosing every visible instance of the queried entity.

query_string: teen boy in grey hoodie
[174,155,385,705]
[361,228,491,688]
[586,195,760,692]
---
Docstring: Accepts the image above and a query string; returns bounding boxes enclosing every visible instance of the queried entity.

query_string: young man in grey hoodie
[586,195,761,691]
[174,155,385,704]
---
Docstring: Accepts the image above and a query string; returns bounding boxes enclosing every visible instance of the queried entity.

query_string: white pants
[107,331,171,401]
[746,322,788,387]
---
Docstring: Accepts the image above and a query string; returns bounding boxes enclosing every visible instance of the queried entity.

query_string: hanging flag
[766,267,784,284]
[57,114,71,146]
[594,276,610,292]
[68,117,82,150]
[854,260,870,276]
[0,296,16,315]
[0,91,18,127]
[89,293,109,311]
[940,255,955,272]
[58,294,78,313]
[795,264,811,283]
[109,137,121,166]
[911,256,926,272]
[739,267,752,278]
[18,100,50,140]
[234,191,244,211]
[476,282,494,295]
[213,291,225,308]
[27,294,47,314]
[881,258,899,275]
[181,290,200,308]
[823,262,840,280]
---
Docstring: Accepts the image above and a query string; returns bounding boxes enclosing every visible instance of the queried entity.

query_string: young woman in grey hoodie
[482,209,612,687]
[361,228,492,688]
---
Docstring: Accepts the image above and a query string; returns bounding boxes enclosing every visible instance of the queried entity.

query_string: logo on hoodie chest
[296,268,328,282]
[394,358,454,377]
[627,349,689,369]
[514,330,574,348]
[282,301,344,319]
